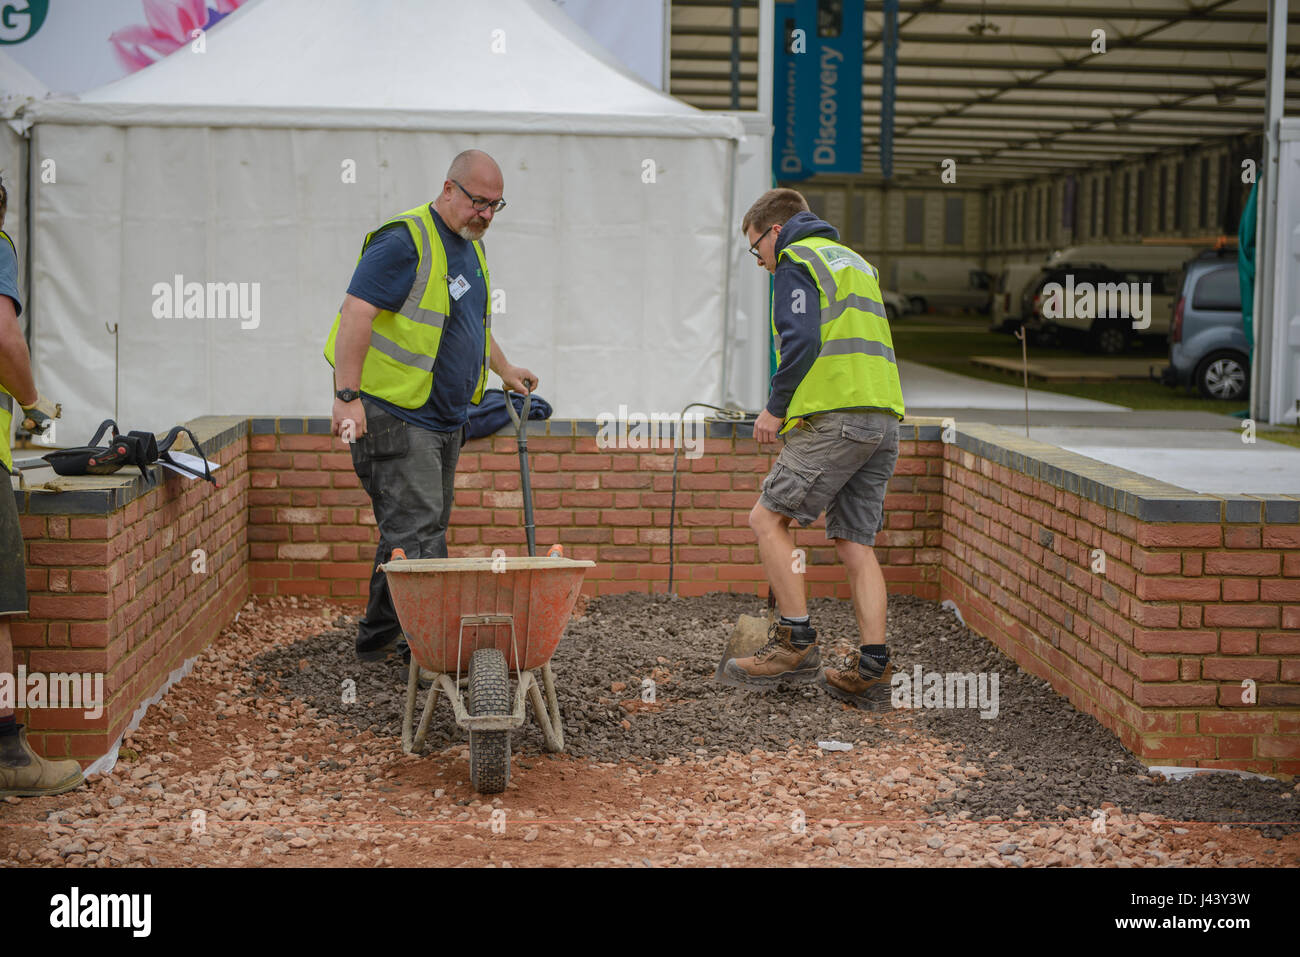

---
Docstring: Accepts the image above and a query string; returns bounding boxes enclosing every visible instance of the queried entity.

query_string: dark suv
[1022,263,1179,354]
[1160,251,1249,400]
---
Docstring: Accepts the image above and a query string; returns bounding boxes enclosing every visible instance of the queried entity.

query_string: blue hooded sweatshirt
[766,210,840,419]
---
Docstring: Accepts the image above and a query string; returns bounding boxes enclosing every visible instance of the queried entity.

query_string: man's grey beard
[458,221,488,241]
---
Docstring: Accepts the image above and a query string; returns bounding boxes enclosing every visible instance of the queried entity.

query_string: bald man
[326,150,537,663]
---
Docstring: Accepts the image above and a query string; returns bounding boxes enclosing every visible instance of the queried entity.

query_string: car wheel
[1029,325,1059,348]
[1090,321,1131,355]
[1195,350,1249,400]
[907,296,927,314]
[885,303,899,322]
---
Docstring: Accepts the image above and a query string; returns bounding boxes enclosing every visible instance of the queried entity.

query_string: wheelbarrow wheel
[468,648,511,794]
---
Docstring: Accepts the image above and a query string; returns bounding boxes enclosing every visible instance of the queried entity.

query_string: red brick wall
[14,416,1298,775]
[13,429,249,764]
[245,430,944,601]
[940,445,1300,776]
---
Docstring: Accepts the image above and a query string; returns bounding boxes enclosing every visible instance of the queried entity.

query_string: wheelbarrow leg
[403,656,442,754]
[402,656,420,754]
[527,661,565,753]
[413,672,441,754]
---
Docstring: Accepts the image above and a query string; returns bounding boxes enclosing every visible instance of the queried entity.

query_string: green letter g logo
[0,1,49,45]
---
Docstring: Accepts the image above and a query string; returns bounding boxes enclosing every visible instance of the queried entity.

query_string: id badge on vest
[447,274,471,301]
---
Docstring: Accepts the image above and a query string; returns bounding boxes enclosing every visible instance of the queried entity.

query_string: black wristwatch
[335,388,361,402]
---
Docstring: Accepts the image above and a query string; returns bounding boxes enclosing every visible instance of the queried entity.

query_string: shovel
[714,591,776,685]
[503,385,536,556]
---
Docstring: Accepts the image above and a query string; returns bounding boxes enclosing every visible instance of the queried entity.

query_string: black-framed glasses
[748,223,774,259]
[453,180,507,213]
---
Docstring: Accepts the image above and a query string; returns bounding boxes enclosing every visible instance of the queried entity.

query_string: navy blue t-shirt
[346,207,487,432]
[0,233,22,318]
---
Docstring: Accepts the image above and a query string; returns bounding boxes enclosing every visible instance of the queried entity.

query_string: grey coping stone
[572,420,600,436]
[1134,497,1222,523]
[946,421,1234,522]
[546,419,575,436]
[1221,495,1264,524]
[276,418,304,434]
[16,487,124,515]
[306,418,332,434]
[250,418,277,434]
[1263,498,1300,523]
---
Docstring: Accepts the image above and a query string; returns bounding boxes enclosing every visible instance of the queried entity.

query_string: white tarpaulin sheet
[19,0,752,443]
[1,51,48,329]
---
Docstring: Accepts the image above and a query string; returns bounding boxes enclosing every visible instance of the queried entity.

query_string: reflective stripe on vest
[0,388,12,473]
[774,237,905,431]
[324,205,492,409]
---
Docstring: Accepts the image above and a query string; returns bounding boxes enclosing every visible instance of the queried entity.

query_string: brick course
[13,416,1299,775]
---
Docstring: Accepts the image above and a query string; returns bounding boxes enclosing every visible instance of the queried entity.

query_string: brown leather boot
[722,622,821,687]
[820,650,894,711]
[0,725,86,798]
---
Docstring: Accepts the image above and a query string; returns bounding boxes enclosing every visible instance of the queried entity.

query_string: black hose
[667,402,756,595]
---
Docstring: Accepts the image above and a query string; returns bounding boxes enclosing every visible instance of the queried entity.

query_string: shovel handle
[503,383,535,435]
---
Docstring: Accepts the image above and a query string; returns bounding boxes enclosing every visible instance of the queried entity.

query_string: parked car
[880,288,908,322]
[1160,251,1249,400]
[989,263,1046,332]
[1044,243,1200,272]
[890,257,991,313]
[1022,261,1185,354]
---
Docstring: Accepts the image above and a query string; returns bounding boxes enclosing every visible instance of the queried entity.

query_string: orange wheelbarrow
[379,554,594,793]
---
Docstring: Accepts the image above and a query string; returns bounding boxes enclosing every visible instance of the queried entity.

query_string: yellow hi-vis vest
[324,204,492,409]
[773,236,905,433]
[0,230,17,473]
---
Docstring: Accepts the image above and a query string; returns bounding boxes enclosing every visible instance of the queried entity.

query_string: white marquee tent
[17,0,765,444]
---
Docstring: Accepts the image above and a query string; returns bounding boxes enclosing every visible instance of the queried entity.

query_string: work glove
[19,393,61,436]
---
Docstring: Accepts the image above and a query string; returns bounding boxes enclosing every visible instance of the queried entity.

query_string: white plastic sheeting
[1,52,48,326]
[1268,118,1300,426]
[19,0,752,442]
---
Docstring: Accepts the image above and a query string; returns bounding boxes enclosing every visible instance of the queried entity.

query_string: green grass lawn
[890,313,1250,415]
[1258,426,1300,449]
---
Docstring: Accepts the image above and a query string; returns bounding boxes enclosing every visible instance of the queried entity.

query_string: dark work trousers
[351,398,463,653]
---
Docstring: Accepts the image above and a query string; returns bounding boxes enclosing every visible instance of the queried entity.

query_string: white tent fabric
[1,51,48,108]
[1,52,49,333]
[20,0,748,444]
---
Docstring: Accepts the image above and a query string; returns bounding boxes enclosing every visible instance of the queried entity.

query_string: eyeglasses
[748,224,774,259]
[453,180,507,213]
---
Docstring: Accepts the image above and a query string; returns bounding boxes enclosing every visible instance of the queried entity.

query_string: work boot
[0,725,86,798]
[356,631,404,663]
[820,648,894,711]
[723,621,821,687]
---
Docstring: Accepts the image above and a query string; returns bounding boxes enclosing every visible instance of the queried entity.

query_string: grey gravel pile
[246,592,1299,833]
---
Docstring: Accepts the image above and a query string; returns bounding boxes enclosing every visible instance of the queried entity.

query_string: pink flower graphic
[109,0,246,74]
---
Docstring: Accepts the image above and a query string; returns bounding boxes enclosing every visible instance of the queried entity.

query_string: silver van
[1160,251,1249,400]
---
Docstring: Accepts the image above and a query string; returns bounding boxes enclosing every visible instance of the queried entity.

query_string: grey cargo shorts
[757,410,900,546]
[1,476,28,615]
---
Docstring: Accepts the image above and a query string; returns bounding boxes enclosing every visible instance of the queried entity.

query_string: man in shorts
[723,188,905,709]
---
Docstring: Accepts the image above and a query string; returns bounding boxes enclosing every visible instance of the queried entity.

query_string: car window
[1192,265,1241,311]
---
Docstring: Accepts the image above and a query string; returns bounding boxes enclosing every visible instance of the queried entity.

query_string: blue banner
[773,0,864,180]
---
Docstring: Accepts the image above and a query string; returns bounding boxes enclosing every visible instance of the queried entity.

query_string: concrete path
[900,359,1292,494]
[899,361,1126,413]
[991,425,1300,496]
